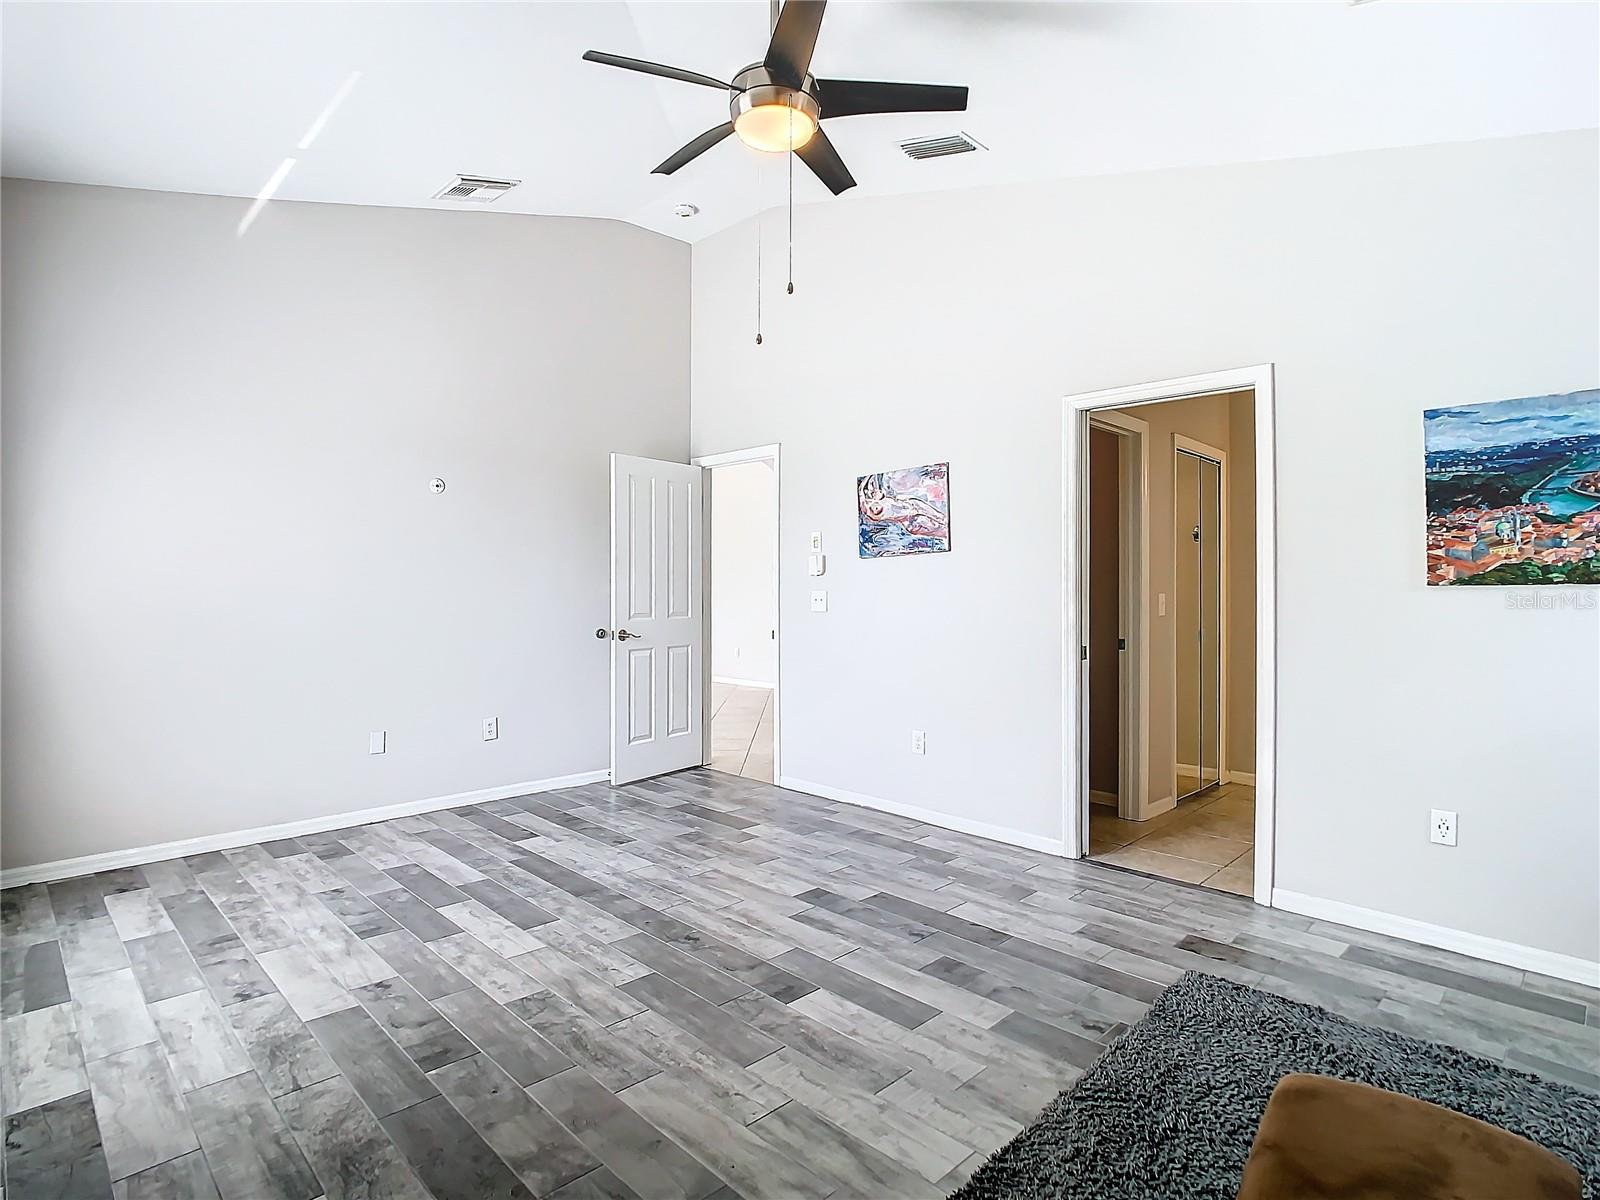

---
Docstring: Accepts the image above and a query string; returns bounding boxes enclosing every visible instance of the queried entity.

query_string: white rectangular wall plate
[1430,809,1458,846]
[369,730,386,755]
[808,553,825,577]
[911,729,926,754]
[809,531,823,552]
[482,717,499,741]
[810,589,828,612]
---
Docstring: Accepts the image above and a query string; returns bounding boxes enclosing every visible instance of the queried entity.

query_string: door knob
[615,629,641,641]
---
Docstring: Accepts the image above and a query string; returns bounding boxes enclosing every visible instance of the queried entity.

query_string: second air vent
[898,132,986,161]
[432,175,521,203]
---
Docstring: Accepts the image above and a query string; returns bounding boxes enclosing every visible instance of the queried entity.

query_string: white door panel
[610,454,703,785]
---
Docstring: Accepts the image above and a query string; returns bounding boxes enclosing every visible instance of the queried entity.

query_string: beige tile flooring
[708,682,774,782]
[1088,782,1255,895]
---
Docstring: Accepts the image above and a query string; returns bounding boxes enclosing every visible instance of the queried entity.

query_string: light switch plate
[810,589,828,612]
[809,531,823,552]
[808,553,825,577]
[369,730,386,755]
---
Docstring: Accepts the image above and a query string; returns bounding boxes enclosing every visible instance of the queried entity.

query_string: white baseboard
[711,675,775,690]
[0,769,610,889]
[1225,770,1256,786]
[1272,888,1600,988]
[778,775,1066,857]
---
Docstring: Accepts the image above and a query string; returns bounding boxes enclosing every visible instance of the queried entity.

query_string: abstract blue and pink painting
[858,462,951,558]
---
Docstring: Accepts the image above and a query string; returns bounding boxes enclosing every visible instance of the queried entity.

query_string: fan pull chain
[755,157,763,346]
[786,107,795,295]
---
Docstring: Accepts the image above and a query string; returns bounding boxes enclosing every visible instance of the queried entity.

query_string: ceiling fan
[582,0,969,195]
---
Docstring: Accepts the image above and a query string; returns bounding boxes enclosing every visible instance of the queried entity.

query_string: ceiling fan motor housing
[731,63,820,128]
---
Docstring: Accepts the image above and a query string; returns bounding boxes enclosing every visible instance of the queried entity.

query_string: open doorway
[696,446,780,782]
[1066,368,1276,904]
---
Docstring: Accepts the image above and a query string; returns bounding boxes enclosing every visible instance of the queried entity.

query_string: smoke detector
[898,132,986,161]
[432,175,521,204]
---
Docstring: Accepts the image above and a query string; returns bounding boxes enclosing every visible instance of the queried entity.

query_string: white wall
[1,179,690,869]
[690,132,1600,965]
[710,460,777,686]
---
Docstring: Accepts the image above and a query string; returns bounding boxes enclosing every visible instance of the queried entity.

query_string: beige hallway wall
[1228,395,1258,776]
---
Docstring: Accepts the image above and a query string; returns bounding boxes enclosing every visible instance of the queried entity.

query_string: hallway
[1089,784,1256,895]
[708,684,774,782]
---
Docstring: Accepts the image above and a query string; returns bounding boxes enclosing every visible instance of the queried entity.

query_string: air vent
[898,132,986,161]
[432,175,521,204]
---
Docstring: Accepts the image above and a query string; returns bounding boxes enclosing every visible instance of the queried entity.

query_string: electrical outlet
[809,531,823,552]
[482,716,499,742]
[810,590,828,612]
[368,731,386,755]
[911,729,926,755]
[1430,809,1457,846]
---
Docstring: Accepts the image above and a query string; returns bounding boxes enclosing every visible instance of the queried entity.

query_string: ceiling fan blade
[795,128,856,195]
[652,123,736,175]
[815,79,968,119]
[581,51,730,91]
[764,0,827,89]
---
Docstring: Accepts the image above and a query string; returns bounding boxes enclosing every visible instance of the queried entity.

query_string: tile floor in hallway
[709,684,774,783]
[1088,783,1256,894]
[3,769,1596,1200]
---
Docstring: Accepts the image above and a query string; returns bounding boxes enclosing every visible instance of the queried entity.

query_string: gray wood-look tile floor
[3,768,1597,1200]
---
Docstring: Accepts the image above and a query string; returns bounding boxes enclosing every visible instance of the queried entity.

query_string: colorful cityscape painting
[858,462,951,558]
[1424,389,1600,585]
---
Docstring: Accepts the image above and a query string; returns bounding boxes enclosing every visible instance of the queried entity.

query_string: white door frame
[1063,365,1276,907]
[1171,433,1228,799]
[1085,411,1151,822]
[692,443,782,781]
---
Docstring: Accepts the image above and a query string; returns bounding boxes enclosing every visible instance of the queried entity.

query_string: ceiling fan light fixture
[731,82,821,153]
[734,102,817,153]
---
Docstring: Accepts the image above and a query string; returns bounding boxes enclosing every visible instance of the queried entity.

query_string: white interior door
[609,454,704,785]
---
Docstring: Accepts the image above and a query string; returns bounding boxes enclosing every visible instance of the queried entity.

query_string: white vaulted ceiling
[3,1,1596,243]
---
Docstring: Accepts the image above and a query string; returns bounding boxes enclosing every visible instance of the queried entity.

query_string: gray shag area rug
[951,971,1599,1200]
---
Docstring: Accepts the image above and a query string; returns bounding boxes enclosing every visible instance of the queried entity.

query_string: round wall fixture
[673,203,700,218]
[429,478,446,494]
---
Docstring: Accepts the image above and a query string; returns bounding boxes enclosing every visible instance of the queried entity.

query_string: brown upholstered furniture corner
[1235,1073,1582,1200]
